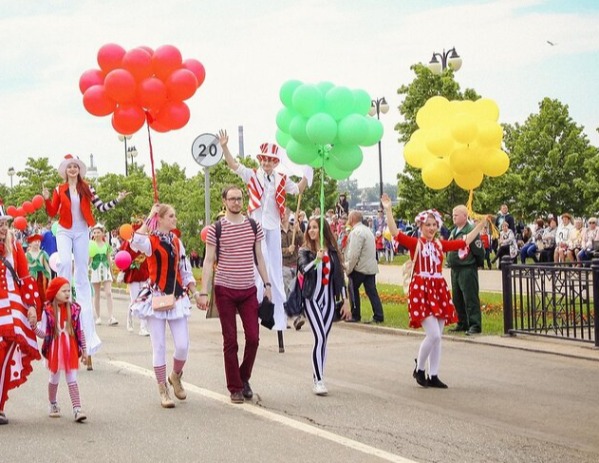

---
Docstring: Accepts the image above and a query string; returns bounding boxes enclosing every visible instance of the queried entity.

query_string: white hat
[256,143,281,163]
[58,154,87,179]
[0,200,12,222]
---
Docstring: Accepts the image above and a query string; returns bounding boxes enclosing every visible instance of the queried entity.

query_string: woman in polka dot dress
[381,194,489,389]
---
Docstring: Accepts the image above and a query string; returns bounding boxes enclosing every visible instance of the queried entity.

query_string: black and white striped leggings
[304,284,335,382]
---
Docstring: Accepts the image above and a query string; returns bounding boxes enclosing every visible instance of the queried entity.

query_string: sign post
[192,133,223,226]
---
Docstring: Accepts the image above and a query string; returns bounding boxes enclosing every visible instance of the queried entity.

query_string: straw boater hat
[58,154,87,179]
[0,199,12,222]
[256,143,281,164]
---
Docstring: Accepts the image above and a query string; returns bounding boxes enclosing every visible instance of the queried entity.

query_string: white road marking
[110,360,418,463]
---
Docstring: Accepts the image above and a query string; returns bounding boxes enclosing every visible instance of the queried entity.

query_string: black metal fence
[501,257,599,346]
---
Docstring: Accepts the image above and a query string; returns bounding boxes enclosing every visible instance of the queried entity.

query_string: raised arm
[218,129,239,171]
[464,215,493,246]
[380,193,399,237]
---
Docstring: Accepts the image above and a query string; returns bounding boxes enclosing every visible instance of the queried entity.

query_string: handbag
[284,276,304,317]
[151,265,177,312]
[401,241,421,294]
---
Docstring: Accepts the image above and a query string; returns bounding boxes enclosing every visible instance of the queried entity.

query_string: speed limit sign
[191,133,223,167]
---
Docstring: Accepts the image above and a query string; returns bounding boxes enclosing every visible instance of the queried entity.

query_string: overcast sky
[1,0,597,189]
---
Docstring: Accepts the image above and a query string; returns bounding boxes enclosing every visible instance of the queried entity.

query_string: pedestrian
[129,203,201,408]
[43,154,129,370]
[119,219,150,336]
[345,210,385,324]
[89,224,117,326]
[198,186,272,404]
[447,205,486,335]
[335,193,349,217]
[298,218,351,395]
[281,207,305,329]
[382,194,489,388]
[41,221,58,278]
[219,129,309,331]
[25,233,51,318]
[33,277,88,422]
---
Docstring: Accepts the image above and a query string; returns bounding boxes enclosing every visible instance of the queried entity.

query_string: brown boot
[168,371,187,400]
[158,383,175,408]
[86,356,93,371]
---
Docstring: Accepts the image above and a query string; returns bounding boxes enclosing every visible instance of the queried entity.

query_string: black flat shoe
[242,381,253,399]
[412,359,428,388]
[427,375,448,389]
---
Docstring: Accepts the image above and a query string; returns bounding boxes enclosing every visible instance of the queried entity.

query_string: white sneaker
[126,311,133,332]
[138,327,150,337]
[49,402,61,418]
[312,380,328,396]
[95,317,102,325]
[107,317,118,326]
[73,407,87,423]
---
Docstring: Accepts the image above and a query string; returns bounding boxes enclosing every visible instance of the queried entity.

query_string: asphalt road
[2,294,598,463]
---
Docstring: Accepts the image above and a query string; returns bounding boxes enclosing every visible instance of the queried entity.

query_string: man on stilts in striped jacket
[218,130,309,338]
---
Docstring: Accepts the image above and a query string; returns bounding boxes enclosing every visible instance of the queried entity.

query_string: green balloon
[352,89,372,115]
[276,130,291,148]
[324,86,354,121]
[316,81,335,96]
[276,107,297,132]
[306,112,337,145]
[289,115,311,144]
[51,221,58,236]
[309,154,324,168]
[324,161,353,180]
[292,84,324,118]
[338,114,368,145]
[329,144,363,171]
[360,117,384,146]
[280,80,303,107]
[286,140,318,165]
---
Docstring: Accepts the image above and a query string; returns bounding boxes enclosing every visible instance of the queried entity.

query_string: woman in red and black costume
[0,200,42,425]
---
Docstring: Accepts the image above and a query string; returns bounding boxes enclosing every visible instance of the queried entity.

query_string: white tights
[146,317,189,367]
[416,316,446,376]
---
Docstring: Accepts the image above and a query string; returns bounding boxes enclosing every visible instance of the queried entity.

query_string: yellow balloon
[383,228,392,241]
[424,128,455,157]
[417,96,450,128]
[404,140,435,169]
[474,98,499,122]
[453,170,483,191]
[449,145,478,175]
[422,159,453,190]
[477,120,503,147]
[481,149,510,177]
[450,112,478,144]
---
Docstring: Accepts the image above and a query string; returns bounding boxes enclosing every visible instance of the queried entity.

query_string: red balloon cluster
[5,194,45,231]
[80,44,206,135]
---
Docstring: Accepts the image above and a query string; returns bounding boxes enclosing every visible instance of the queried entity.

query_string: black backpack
[214,217,258,265]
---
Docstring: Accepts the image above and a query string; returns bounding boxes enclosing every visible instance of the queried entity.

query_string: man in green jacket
[446,205,483,335]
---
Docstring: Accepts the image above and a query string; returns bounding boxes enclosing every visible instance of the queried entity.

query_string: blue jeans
[349,271,384,322]
[520,242,538,263]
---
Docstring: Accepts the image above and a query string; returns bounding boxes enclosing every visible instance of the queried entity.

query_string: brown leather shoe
[230,391,244,404]
[168,371,187,400]
[242,381,253,399]
[158,383,175,408]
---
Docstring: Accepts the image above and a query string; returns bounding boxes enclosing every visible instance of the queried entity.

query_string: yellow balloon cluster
[404,96,509,190]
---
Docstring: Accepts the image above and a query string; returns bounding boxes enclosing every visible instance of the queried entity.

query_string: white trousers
[255,228,287,330]
[56,227,101,355]
[147,317,189,367]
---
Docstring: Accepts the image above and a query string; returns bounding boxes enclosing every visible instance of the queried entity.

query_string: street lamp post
[427,47,462,74]
[118,134,132,175]
[7,167,15,188]
[127,146,138,173]
[368,97,389,200]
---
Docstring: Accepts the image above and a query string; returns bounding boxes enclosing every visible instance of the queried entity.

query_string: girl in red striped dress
[381,194,489,389]
[35,277,88,422]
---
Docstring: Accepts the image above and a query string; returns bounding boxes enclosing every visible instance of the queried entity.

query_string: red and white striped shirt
[207,218,264,290]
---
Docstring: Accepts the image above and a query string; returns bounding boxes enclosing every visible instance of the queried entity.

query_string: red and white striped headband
[415,209,443,229]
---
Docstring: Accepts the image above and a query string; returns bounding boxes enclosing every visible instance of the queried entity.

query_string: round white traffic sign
[191,133,223,167]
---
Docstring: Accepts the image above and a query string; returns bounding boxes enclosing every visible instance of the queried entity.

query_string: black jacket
[298,247,346,301]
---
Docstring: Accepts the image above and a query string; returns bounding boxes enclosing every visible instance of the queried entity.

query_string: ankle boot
[427,375,448,389]
[412,359,428,388]
[168,371,187,400]
[86,356,93,371]
[158,383,175,408]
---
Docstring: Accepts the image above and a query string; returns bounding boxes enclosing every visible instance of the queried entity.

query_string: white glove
[302,166,314,188]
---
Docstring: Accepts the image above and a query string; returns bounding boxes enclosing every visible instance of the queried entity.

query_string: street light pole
[427,47,462,74]
[128,146,138,174]
[368,97,389,200]
[7,167,15,188]
[118,135,132,175]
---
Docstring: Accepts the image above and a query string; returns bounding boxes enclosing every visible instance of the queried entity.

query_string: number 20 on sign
[191,133,223,167]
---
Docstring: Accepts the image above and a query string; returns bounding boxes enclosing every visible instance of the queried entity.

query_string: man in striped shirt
[219,129,309,331]
[198,186,272,404]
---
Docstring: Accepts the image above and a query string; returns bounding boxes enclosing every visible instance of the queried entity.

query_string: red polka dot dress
[394,232,466,329]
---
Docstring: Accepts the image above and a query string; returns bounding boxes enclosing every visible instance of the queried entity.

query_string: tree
[394,64,481,220]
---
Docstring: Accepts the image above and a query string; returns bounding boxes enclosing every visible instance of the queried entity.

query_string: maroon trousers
[214,285,260,393]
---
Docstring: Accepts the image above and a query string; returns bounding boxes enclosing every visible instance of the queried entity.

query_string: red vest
[45,183,96,228]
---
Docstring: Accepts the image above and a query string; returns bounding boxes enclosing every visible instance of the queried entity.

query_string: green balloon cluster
[275,80,384,180]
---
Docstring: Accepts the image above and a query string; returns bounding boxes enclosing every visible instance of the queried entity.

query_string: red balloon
[32,195,45,209]
[22,201,35,214]
[137,77,167,110]
[13,216,27,231]
[83,85,117,116]
[6,206,18,217]
[111,104,146,135]
[166,69,198,101]
[79,69,105,94]
[97,43,126,73]
[16,207,25,217]
[149,119,171,133]
[122,48,153,82]
[138,45,154,56]
[104,69,137,104]
[182,59,206,87]
[152,45,183,81]
[114,250,132,271]
[200,225,210,243]
[157,101,190,130]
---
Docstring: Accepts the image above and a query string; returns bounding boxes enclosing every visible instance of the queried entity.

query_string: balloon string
[145,115,159,203]
[319,147,325,249]
[467,189,499,239]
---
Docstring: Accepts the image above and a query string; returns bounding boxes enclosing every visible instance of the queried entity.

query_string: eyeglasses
[226,197,243,202]
[590,222,597,225]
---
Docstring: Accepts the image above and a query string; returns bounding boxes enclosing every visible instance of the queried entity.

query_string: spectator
[578,217,599,264]
[539,218,558,262]
[41,221,58,278]
[554,213,574,263]
[492,221,517,269]
[335,193,349,217]
[566,217,585,262]
[521,219,545,263]
[480,225,492,269]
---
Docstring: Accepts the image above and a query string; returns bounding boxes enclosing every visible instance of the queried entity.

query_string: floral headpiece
[415,209,443,229]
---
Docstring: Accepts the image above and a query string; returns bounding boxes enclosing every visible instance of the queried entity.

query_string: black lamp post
[7,167,15,188]
[118,134,132,175]
[127,146,138,173]
[368,97,389,199]
[427,47,462,74]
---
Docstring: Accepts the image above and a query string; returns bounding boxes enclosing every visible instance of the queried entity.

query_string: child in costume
[34,277,88,422]
[89,224,117,326]
[25,233,51,318]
